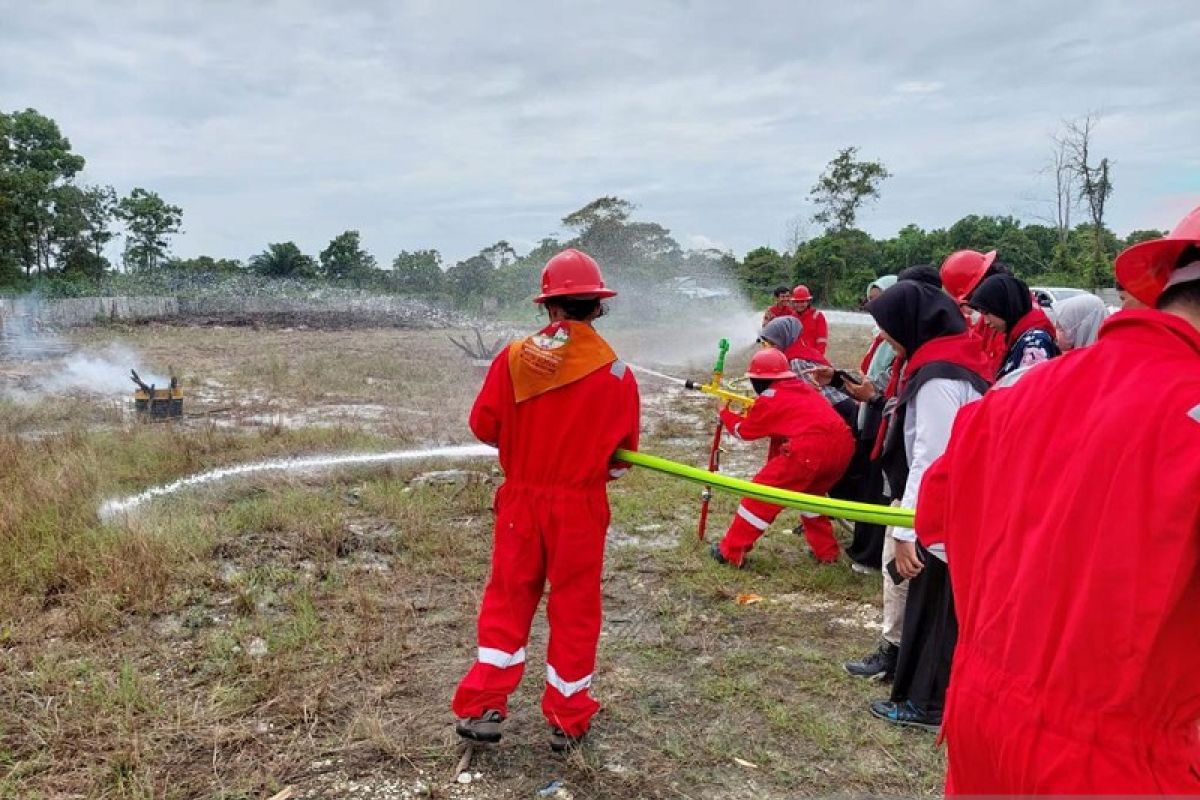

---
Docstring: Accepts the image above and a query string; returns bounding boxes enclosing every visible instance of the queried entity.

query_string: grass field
[0,319,945,799]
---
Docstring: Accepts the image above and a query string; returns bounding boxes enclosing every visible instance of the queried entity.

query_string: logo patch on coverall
[520,322,570,377]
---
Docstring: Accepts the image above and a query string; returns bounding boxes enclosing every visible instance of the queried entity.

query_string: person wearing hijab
[843,279,991,729]
[844,274,898,571]
[1054,293,1108,350]
[759,316,856,425]
[967,274,1060,380]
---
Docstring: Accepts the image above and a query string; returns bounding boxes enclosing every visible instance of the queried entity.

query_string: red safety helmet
[940,249,997,302]
[1115,205,1200,307]
[746,348,795,380]
[534,249,617,304]
[791,284,813,303]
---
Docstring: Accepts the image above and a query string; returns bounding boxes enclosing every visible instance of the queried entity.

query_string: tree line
[1,108,1159,309]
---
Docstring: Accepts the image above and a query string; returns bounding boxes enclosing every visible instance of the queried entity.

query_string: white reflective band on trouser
[609,467,629,478]
[546,664,593,698]
[478,646,526,669]
[737,505,770,531]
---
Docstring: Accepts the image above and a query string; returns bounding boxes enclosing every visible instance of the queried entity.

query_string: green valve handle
[713,338,730,375]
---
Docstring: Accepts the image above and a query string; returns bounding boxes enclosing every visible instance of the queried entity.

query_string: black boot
[844,640,898,681]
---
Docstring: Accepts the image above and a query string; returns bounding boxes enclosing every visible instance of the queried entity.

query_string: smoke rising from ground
[0,295,167,400]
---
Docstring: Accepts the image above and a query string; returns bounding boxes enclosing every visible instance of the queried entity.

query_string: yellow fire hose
[614,448,914,528]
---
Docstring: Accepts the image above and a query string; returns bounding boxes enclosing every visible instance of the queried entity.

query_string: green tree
[445,253,495,305]
[881,224,933,272]
[793,229,883,307]
[116,187,183,272]
[562,197,682,283]
[809,146,891,233]
[0,108,87,275]
[52,184,117,279]
[249,242,317,278]
[739,246,791,294]
[390,249,444,293]
[1125,229,1166,247]
[319,229,377,280]
[167,255,243,274]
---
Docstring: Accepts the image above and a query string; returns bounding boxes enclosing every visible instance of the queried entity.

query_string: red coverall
[717,378,853,565]
[762,302,798,325]
[797,306,830,356]
[451,328,640,737]
[916,309,1200,794]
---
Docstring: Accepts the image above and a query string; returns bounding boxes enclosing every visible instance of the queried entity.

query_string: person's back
[920,309,1200,792]
[471,342,638,488]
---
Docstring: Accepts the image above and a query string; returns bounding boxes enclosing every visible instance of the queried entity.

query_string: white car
[1030,286,1092,320]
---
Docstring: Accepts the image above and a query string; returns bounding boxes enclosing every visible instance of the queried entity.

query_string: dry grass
[0,321,942,799]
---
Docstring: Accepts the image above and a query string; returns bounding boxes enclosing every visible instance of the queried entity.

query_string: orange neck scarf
[508,320,616,403]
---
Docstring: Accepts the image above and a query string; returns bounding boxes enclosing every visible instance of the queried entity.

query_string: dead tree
[448,328,508,361]
[1063,115,1114,289]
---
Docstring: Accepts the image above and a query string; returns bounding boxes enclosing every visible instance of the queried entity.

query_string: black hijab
[865,279,966,356]
[897,264,942,289]
[968,274,1032,332]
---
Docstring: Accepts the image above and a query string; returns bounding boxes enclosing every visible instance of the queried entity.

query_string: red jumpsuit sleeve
[814,311,829,355]
[725,396,774,441]
[468,348,510,446]
[608,364,641,478]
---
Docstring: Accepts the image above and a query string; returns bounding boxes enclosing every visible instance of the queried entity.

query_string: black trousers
[845,455,886,568]
[889,546,957,716]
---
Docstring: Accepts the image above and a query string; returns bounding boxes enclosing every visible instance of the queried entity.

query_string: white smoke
[36,345,168,396]
[1,295,167,400]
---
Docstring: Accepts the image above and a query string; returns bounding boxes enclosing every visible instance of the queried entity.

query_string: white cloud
[3,0,1198,264]
[895,81,944,95]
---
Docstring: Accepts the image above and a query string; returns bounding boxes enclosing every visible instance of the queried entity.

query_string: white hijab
[1055,294,1108,350]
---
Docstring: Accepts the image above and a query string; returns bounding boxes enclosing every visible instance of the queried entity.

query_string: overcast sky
[4,0,1199,265]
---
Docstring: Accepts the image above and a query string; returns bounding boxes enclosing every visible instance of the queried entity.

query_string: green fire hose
[615,448,914,528]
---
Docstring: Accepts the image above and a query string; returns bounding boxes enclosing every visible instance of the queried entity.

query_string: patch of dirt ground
[0,322,944,799]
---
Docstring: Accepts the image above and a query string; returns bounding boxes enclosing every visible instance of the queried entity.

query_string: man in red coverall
[452,249,640,753]
[916,206,1200,794]
[710,348,853,567]
[939,250,1006,374]
[762,285,798,325]
[791,284,830,356]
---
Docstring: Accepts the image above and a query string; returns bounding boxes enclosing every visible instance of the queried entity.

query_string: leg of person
[799,434,855,564]
[845,512,904,679]
[901,554,956,718]
[452,488,545,739]
[881,516,909,648]
[870,546,945,731]
[716,452,798,565]
[845,461,887,569]
[797,511,840,563]
[541,489,608,748]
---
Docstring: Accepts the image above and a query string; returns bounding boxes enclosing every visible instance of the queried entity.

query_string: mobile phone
[885,558,905,585]
[830,369,860,391]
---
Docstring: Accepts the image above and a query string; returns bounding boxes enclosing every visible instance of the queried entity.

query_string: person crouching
[710,348,853,567]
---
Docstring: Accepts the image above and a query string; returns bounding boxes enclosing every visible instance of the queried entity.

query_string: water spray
[98,444,497,519]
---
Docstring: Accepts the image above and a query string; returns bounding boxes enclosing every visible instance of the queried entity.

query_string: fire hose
[614,448,914,528]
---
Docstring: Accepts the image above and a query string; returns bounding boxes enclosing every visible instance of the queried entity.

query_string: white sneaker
[851,562,878,575]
